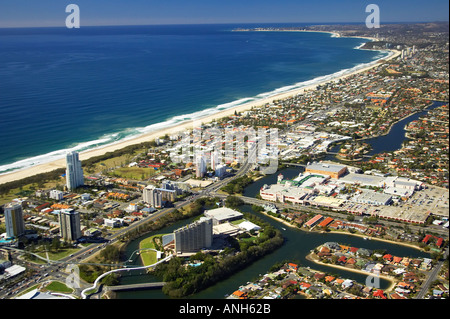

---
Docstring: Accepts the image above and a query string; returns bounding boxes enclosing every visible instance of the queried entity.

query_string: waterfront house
[410,259,422,269]
[356,248,372,257]
[325,276,335,283]
[373,289,386,299]
[337,256,347,265]
[346,258,357,267]
[287,263,299,272]
[334,278,344,286]
[324,242,341,251]
[314,272,325,281]
[232,290,248,299]
[342,279,354,289]
[319,246,331,254]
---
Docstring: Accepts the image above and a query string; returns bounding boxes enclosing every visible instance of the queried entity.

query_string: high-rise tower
[66,151,84,191]
[58,209,81,242]
[4,202,25,238]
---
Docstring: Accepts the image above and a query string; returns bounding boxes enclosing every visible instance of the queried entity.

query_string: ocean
[0,24,388,175]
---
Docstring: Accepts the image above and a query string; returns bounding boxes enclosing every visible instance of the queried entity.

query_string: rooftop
[204,207,243,222]
[306,162,347,174]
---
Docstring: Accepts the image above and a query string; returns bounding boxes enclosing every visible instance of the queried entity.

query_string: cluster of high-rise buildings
[1,151,84,243]
[195,151,228,179]
[2,202,81,243]
[142,181,187,208]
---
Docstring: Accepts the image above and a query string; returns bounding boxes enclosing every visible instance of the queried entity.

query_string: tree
[225,196,244,208]
[51,238,61,252]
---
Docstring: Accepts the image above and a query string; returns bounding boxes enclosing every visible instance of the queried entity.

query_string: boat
[281,227,286,231]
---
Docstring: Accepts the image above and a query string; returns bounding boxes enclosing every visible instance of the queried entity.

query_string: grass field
[44,281,74,294]
[139,235,164,266]
[109,166,158,180]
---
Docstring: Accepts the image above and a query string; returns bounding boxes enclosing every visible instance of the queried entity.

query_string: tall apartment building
[174,218,213,254]
[58,209,81,242]
[66,151,84,191]
[4,202,25,238]
[49,189,64,201]
[143,185,162,208]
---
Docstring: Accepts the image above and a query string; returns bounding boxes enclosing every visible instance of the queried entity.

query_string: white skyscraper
[4,202,25,238]
[143,185,162,208]
[66,151,84,191]
[174,218,213,254]
[210,150,220,171]
[195,155,207,178]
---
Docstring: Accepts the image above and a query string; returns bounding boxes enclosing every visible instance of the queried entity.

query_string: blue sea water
[0,24,388,175]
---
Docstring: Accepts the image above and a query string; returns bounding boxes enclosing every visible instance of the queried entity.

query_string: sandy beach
[0,40,400,186]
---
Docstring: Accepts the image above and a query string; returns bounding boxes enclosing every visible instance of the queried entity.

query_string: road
[415,247,449,299]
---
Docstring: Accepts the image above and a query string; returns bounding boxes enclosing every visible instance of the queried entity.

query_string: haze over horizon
[0,0,448,28]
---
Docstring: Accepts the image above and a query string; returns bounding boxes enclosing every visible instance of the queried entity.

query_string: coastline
[0,36,400,186]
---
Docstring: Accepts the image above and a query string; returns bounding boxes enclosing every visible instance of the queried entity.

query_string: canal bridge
[106,282,166,292]
[81,250,173,299]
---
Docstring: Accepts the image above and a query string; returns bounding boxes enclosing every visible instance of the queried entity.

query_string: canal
[327,100,447,158]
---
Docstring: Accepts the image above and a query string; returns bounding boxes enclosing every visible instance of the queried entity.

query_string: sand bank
[0,45,400,186]
[306,252,397,292]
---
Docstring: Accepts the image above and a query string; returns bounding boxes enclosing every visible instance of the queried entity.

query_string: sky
[0,0,448,28]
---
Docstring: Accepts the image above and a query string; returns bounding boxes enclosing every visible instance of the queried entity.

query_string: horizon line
[0,20,448,30]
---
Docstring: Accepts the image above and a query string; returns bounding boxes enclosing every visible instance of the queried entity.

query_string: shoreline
[0,35,400,186]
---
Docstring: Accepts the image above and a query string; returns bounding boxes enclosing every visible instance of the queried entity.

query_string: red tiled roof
[373,289,386,299]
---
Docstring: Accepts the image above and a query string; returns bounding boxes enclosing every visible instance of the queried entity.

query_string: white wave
[0,136,112,175]
[0,45,390,177]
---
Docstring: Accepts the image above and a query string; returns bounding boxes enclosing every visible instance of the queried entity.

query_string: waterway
[114,101,445,299]
[327,100,447,159]
[115,194,429,299]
